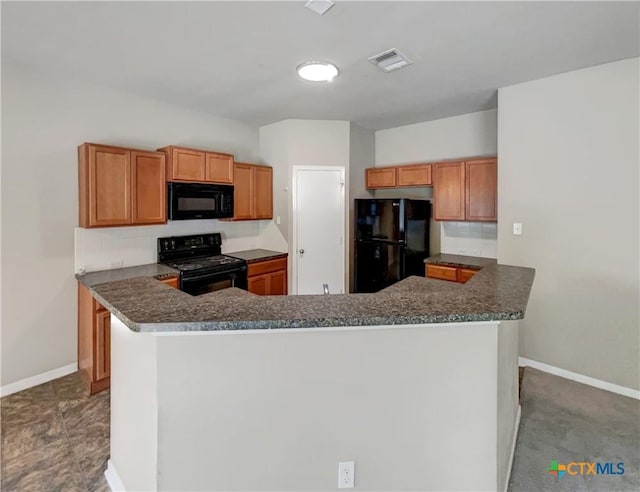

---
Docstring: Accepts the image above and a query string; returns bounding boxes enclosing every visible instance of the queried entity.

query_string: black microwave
[168,182,234,220]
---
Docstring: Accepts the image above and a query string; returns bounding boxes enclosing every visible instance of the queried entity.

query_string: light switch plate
[513,223,523,235]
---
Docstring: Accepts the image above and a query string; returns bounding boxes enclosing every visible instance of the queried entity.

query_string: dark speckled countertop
[425,254,498,269]
[78,263,179,287]
[76,260,535,333]
[225,249,288,263]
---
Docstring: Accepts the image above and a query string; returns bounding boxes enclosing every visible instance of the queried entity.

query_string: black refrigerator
[354,199,431,293]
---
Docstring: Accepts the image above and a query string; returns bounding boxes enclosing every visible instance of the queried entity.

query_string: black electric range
[157,233,247,296]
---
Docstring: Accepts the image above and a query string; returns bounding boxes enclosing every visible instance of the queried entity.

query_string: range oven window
[180,268,247,296]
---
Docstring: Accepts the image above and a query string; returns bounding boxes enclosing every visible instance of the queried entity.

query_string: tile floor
[1,368,638,491]
[1,372,109,492]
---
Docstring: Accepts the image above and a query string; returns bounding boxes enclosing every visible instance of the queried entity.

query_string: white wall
[108,321,511,491]
[0,62,259,386]
[498,58,639,391]
[375,109,498,258]
[259,120,351,293]
[375,109,498,166]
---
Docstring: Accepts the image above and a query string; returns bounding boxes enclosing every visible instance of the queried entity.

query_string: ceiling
[2,1,639,130]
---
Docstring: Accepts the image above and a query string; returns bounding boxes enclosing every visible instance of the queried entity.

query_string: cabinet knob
[299,249,305,256]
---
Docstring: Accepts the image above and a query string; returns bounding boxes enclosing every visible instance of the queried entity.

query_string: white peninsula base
[106,315,520,492]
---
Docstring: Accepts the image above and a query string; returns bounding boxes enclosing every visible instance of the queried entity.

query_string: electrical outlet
[513,223,523,236]
[338,461,355,489]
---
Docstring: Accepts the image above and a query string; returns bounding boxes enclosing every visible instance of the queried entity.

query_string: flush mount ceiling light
[297,61,339,82]
[305,0,335,16]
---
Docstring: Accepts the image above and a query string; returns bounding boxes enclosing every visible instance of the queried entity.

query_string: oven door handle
[181,267,247,283]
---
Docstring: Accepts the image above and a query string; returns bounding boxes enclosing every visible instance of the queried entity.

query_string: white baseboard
[0,363,78,397]
[504,405,521,492]
[519,357,640,400]
[105,460,126,492]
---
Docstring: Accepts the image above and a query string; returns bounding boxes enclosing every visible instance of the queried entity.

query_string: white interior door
[293,167,345,295]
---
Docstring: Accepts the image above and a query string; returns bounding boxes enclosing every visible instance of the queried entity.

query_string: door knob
[299,249,305,255]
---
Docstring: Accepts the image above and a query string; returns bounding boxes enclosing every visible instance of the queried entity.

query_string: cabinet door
[253,166,273,219]
[268,270,287,295]
[426,264,458,282]
[171,148,205,181]
[131,151,166,224]
[397,164,432,186]
[366,167,397,189]
[87,145,131,227]
[95,311,110,381]
[433,162,465,221]
[233,163,253,220]
[248,274,269,295]
[205,152,234,184]
[465,159,497,222]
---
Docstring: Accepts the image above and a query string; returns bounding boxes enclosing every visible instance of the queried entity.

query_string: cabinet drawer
[426,264,458,282]
[457,268,478,284]
[248,257,287,277]
[397,164,432,186]
[159,277,179,288]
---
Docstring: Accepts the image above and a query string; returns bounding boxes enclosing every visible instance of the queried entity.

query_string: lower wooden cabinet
[247,257,287,295]
[78,283,111,394]
[159,276,179,289]
[78,276,179,394]
[457,268,478,284]
[426,264,479,284]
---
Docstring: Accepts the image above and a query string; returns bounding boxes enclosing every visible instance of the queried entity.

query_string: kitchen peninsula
[79,264,535,492]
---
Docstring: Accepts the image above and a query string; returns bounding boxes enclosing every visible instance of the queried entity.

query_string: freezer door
[354,241,405,293]
[355,199,404,243]
[405,200,431,254]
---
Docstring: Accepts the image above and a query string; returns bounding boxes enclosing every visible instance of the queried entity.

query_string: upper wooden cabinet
[397,164,432,187]
[366,167,397,188]
[253,166,273,219]
[433,158,497,222]
[366,163,432,189]
[433,162,466,221]
[206,151,234,184]
[78,143,166,228]
[131,151,167,224]
[465,159,497,221]
[231,162,273,220]
[160,146,234,184]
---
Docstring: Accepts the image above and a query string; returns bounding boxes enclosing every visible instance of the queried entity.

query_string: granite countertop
[225,249,288,263]
[77,261,535,333]
[425,254,498,270]
[78,263,179,288]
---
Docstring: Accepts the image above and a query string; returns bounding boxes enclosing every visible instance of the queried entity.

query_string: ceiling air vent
[368,48,412,73]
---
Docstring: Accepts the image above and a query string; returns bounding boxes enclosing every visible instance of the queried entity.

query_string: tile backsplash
[74,219,285,274]
[439,222,497,258]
